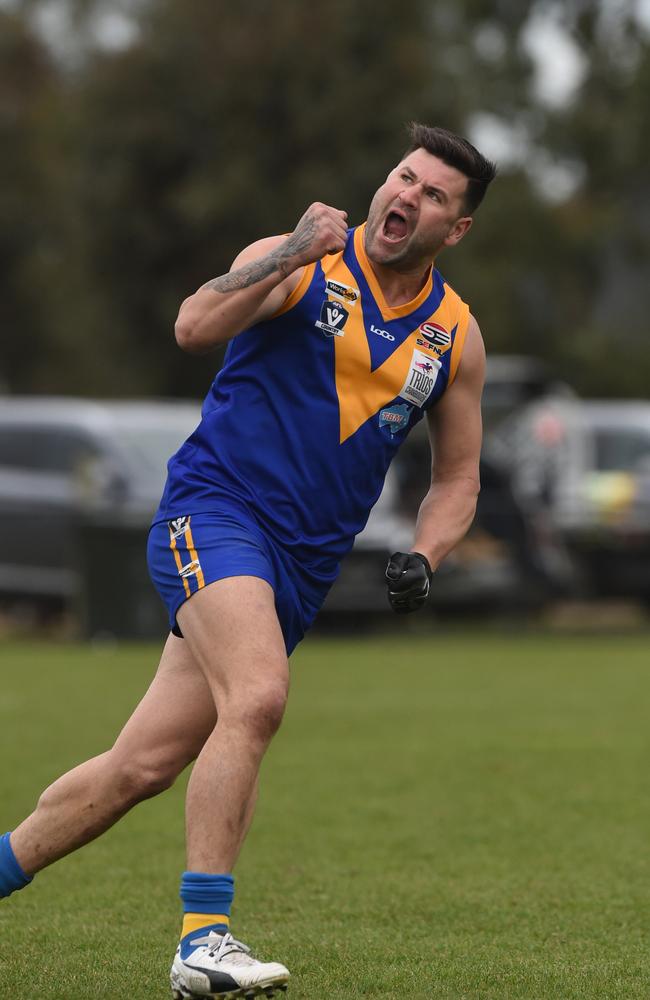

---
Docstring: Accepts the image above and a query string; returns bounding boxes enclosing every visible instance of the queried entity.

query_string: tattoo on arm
[203,216,318,294]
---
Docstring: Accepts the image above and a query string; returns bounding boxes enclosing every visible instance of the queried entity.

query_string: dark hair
[405,122,496,214]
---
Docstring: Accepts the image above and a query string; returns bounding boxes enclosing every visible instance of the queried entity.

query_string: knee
[226,679,289,743]
[112,755,178,804]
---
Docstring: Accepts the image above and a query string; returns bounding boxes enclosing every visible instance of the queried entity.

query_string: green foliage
[1,1,649,397]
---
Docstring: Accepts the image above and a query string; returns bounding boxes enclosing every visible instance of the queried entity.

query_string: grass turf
[0,632,649,999]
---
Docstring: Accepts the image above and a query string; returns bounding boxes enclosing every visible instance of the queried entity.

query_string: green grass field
[1,632,649,999]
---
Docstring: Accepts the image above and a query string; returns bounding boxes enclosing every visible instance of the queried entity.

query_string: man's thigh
[111,632,217,773]
[175,576,289,707]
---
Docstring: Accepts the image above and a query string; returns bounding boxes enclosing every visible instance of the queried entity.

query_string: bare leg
[176,576,289,873]
[12,634,216,875]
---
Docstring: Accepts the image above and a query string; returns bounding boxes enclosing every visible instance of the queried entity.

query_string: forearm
[412,478,479,570]
[174,239,301,354]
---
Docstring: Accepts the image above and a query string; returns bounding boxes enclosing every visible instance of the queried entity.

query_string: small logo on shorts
[178,559,202,579]
[169,516,189,539]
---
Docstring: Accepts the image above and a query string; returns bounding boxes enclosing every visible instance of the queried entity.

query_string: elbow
[174,315,196,353]
[174,315,209,355]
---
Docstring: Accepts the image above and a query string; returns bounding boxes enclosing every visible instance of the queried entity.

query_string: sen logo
[418,322,451,348]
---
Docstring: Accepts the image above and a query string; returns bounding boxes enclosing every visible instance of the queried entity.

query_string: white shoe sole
[171,977,289,999]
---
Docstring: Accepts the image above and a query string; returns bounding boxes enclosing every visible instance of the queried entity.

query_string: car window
[0,427,97,473]
[594,427,650,472]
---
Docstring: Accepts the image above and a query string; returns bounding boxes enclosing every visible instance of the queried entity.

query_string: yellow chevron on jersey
[318,224,469,443]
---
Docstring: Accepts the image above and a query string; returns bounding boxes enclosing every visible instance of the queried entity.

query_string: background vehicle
[0,397,200,631]
[0,363,586,635]
[481,354,574,433]
[496,398,650,600]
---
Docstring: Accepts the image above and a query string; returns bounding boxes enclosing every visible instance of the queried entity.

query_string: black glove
[385,551,433,614]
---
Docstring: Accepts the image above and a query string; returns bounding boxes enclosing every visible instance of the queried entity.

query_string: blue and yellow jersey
[155,224,470,581]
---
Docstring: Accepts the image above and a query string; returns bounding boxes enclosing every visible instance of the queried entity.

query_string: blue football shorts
[146,505,327,655]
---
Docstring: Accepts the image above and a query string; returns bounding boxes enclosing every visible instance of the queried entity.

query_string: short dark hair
[405,122,497,214]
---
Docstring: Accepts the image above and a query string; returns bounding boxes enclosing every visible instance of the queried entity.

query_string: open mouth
[382,210,408,243]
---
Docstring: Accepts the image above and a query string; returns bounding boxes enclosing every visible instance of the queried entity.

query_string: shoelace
[190,931,253,964]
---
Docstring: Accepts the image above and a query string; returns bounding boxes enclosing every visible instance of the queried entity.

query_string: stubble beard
[365,218,443,272]
[364,197,445,272]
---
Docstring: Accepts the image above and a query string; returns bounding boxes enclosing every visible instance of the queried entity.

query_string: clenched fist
[385,551,433,614]
[284,202,348,268]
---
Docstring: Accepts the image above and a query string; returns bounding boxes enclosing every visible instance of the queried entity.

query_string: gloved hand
[385,551,433,614]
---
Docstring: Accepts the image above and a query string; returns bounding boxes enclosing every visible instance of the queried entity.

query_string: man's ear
[444,216,473,247]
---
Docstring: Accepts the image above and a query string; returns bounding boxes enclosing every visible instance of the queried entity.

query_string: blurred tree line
[1,0,649,399]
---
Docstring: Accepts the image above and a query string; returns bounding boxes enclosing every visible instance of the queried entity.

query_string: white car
[497,398,650,598]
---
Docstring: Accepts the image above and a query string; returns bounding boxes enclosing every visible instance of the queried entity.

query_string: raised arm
[413,315,485,566]
[174,203,348,354]
[386,316,485,612]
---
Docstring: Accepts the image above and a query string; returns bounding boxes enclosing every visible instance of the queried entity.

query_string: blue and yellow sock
[179,871,234,960]
[0,832,33,899]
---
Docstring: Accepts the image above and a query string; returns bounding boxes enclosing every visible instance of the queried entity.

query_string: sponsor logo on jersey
[178,559,202,579]
[418,322,451,348]
[399,349,442,407]
[325,279,359,306]
[370,323,395,342]
[168,516,189,539]
[416,337,443,355]
[379,403,412,436]
[315,299,349,337]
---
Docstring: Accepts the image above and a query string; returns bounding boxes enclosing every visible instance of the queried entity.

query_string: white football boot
[171,930,290,999]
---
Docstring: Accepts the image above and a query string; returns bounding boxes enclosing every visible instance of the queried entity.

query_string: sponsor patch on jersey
[315,299,349,337]
[416,322,452,357]
[325,279,359,306]
[379,403,412,436]
[399,349,441,408]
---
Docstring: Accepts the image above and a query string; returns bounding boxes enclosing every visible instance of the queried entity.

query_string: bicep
[426,316,485,484]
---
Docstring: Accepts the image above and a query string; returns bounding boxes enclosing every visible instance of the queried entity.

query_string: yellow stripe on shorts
[184,518,206,590]
[169,524,191,599]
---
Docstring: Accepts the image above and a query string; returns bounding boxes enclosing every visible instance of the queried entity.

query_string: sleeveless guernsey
[154,224,470,585]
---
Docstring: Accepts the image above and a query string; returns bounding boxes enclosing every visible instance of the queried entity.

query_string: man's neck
[367,257,433,308]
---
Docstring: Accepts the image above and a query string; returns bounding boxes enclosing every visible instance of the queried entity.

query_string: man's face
[364,148,473,269]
